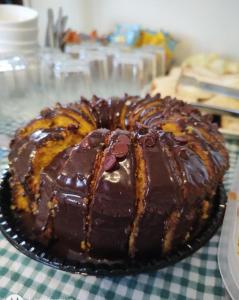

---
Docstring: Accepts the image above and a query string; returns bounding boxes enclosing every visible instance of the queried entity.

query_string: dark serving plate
[0,170,227,276]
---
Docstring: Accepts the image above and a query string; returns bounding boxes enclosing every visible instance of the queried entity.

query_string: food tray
[0,170,226,276]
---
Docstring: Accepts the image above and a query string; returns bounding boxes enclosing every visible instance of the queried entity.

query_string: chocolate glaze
[91,96,111,128]
[37,129,109,253]
[133,130,181,257]
[39,108,80,128]
[88,130,136,258]
[66,102,97,127]
[120,95,141,129]
[36,149,70,231]
[10,128,65,185]
[108,97,125,129]
[9,94,229,262]
[165,133,210,248]
[9,127,80,203]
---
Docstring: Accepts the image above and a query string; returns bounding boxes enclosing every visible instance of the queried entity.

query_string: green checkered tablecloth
[0,139,239,300]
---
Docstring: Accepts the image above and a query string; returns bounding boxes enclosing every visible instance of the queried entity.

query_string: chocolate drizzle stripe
[187,199,210,243]
[64,106,95,128]
[38,146,76,246]
[190,128,225,183]
[20,111,80,139]
[176,134,212,243]
[11,179,31,212]
[26,132,82,199]
[127,100,149,127]
[108,98,125,130]
[18,118,52,138]
[143,113,163,127]
[78,102,97,126]
[119,101,130,130]
[139,105,163,123]
[84,132,111,251]
[162,210,181,254]
[189,136,215,187]
[19,130,83,208]
[128,142,147,258]
[119,95,141,129]
[53,110,81,125]
[128,99,161,129]
[10,135,40,205]
[159,139,184,254]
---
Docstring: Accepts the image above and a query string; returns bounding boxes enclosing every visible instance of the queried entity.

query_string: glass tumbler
[0,54,28,115]
[142,45,166,77]
[0,54,42,135]
[111,52,144,96]
[79,49,108,97]
[135,49,157,85]
[54,58,92,103]
[65,44,82,59]
[39,48,70,104]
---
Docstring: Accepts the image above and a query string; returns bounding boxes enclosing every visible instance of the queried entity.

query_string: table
[0,138,238,300]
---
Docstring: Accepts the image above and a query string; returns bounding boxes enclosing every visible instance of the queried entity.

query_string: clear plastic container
[218,159,239,300]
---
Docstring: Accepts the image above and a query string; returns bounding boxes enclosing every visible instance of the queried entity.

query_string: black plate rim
[0,170,227,276]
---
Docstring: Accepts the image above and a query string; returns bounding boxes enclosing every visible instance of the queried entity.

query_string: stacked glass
[0,44,166,142]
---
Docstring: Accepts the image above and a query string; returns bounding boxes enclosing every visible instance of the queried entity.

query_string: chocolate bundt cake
[9,95,229,261]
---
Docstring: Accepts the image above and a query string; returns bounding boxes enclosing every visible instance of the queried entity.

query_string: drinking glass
[111,52,144,96]
[135,49,157,85]
[65,44,82,59]
[0,54,42,136]
[39,48,70,104]
[141,45,166,77]
[54,58,92,103]
[79,49,108,97]
[100,44,130,78]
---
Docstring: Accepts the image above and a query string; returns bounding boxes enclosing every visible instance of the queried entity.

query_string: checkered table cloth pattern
[0,138,239,300]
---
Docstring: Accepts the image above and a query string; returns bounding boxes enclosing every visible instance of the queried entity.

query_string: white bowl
[0,27,38,43]
[0,5,38,29]
[0,40,38,54]
[0,40,38,46]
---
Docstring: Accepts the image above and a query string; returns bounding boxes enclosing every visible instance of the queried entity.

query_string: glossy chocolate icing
[9,94,229,262]
[133,130,181,257]
[88,130,136,258]
[108,97,125,129]
[10,129,64,179]
[37,129,109,252]
[9,127,83,204]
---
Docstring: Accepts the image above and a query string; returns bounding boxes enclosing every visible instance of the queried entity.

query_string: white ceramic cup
[0,4,38,29]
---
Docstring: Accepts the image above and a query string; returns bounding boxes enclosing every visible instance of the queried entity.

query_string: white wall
[31,0,239,63]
